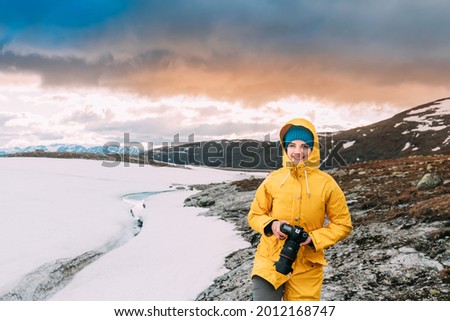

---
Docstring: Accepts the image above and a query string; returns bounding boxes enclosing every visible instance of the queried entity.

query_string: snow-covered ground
[0,158,266,300]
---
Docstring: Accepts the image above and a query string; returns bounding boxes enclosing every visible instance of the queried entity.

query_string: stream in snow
[0,190,166,301]
[0,158,260,301]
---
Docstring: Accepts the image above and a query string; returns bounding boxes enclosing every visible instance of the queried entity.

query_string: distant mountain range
[0,144,137,157]
[0,144,111,156]
[2,98,449,169]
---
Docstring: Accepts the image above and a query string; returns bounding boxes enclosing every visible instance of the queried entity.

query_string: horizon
[3,96,449,151]
[1,1,450,148]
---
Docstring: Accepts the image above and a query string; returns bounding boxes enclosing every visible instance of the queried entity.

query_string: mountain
[2,98,449,169]
[53,144,87,153]
[149,139,282,170]
[322,97,450,168]
[154,97,450,169]
[1,144,140,158]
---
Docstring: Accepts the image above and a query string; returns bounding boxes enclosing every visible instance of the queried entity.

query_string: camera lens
[274,223,308,275]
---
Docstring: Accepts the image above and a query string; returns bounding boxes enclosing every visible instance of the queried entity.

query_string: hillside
[322,97,450,168]
[185,154,449,301]
[152,97,449,169]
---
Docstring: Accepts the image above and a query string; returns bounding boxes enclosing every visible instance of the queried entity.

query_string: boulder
[417,173,443,190]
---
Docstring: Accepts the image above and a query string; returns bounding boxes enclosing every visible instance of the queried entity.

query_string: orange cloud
[101,51,450,110]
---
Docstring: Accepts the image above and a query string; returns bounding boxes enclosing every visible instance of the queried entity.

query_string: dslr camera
[274,223,309,275]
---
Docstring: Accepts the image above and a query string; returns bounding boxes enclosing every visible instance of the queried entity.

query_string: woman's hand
[300,236,312,247]
[271,220,289,240]
[271,221,313,247]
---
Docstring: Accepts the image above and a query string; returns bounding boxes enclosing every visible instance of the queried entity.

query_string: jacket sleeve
[309,180,352,251]
[247,180,276,235]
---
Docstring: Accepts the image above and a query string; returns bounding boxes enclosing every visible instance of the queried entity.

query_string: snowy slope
[0,158,265,300]
[322,98,450,167]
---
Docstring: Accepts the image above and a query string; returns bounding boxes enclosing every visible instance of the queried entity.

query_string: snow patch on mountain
[402,142,412,151]
[403,100,450,132]
[343,140,356,149]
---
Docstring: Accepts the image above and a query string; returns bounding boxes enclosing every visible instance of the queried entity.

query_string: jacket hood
[279,118,320,168]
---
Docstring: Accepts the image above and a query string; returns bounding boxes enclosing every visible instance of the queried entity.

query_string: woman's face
[287,140,311,164]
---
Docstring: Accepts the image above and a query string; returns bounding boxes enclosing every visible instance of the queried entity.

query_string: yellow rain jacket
[248,118,352,292]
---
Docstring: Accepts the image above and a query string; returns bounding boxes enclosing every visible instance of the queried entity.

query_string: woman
[248,118,352,301]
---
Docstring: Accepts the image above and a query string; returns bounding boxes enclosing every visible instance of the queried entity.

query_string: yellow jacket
[248,118,352,289]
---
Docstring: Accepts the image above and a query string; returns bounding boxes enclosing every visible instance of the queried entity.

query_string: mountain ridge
[2,98,449,169]
[323,97,450,167]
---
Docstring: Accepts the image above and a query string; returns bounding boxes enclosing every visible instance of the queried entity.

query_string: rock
[417,173,443,190]
[196,248,256,301]
[334,169,347,178]
[392,171,407,178]
[186,155,450,301]
[198,197,215,207]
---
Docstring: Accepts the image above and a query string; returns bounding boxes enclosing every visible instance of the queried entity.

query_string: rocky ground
[184,155,450,301]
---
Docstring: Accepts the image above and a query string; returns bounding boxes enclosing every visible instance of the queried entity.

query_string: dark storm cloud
[0,50,103,86]
[3,0,449,60]
[1,0,449,106]
[99,0,450,60]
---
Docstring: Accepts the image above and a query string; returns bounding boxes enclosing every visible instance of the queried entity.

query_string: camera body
[274,223,309,275]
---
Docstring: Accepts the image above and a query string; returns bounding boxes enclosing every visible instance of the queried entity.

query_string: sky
[1,0,449,148]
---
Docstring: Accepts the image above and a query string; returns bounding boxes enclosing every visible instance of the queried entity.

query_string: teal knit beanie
[283,126,314,149]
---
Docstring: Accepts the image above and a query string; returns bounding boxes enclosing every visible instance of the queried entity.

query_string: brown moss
[231,178,264,192]
[408,194,450,221]
[439,267,450,284]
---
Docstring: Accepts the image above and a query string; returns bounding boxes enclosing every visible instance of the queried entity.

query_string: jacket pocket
[301,247,328,266]
[258,236,283,261]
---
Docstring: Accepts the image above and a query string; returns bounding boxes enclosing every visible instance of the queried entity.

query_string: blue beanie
[284,126,314,149]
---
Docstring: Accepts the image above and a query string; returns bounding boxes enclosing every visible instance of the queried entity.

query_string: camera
[274,223,309,275]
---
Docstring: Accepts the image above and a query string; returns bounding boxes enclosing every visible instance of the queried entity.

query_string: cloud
[0,50,103,86]
[190,121,275,139]
[62,106,114,123]
[0,112,15,125]
[0,112,58,147]
[1,0,449,109]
